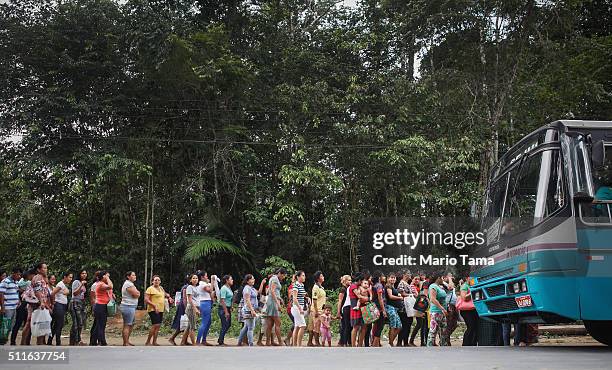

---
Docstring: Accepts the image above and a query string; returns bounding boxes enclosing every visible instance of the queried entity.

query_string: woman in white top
[181,274,200,345]
[48,272,72,345]
[336,274,352,346]
[120,271,140,346]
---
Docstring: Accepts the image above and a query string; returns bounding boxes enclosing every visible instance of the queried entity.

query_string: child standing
[319,304,333,347]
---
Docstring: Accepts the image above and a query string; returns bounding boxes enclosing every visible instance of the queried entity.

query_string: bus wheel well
[584,320,612,346]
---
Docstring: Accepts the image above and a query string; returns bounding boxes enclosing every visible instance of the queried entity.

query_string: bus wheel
[584,320,612,346]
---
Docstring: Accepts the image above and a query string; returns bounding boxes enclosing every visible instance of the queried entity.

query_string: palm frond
[182,235,250,264]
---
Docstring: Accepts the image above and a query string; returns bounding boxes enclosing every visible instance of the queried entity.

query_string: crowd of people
[0,263,538,347]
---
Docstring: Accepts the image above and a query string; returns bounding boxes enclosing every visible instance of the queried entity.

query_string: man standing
[307,271,326,346]
[0,268,23,345]
[265,268,287,346]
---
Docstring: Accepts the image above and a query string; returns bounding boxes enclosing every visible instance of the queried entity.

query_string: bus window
[482,174,509,244]
[504,150,565,235]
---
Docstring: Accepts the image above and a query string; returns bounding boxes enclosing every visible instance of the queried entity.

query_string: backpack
[413,294,429,313]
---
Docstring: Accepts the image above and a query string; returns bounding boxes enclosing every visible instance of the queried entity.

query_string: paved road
[1,345,611,370]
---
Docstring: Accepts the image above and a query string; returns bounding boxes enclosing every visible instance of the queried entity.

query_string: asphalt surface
[1,345,611,370]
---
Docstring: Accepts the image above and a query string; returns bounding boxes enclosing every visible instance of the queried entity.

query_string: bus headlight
[508,279,528,294]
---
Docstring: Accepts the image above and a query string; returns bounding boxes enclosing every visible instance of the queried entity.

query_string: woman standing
[217,275,234,346]
[93,271,114,346]
[457,277,478,346]
[69,270,87,346]
[144,275,172,346]
[396,270,414,346]
[169,275,190,345]
[48,272,72,345]
[427,273,449,347]
[196,271,213,346]
[23,263,52,345]
[291,271,307,346]
[120,271,140,346]
[385,273,403,346]
[265,268,287,346]
[336,275,352,346]
[181,274,200,345]
[349,273,370,347]
[88,271,101,346]
[370,271,387,347]
[237,274,259,346]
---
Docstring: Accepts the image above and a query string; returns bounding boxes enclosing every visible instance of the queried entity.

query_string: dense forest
[1,0,610,289]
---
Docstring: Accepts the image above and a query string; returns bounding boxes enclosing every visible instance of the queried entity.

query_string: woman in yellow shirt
[144,275,173,346]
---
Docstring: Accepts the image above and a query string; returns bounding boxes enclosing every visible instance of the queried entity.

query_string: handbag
[404,294,416,317]
[455,290,475,311]
[413,294,429,313]
[360,302,380,325]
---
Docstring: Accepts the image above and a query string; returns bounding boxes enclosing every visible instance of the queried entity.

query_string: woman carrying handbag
[456,276,478,346]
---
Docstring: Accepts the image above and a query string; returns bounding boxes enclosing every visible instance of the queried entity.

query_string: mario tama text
[372,254,494,267]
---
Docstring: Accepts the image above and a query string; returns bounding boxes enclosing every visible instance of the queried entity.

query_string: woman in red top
[93,271,114,346]
[349,273,371,347]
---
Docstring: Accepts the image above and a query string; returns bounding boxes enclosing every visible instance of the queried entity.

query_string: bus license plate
[515,295,532,308]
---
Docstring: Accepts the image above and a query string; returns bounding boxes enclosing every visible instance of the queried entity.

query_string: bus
[472,120,612,346]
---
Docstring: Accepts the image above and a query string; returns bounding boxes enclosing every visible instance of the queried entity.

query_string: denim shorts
[120,304,137,325]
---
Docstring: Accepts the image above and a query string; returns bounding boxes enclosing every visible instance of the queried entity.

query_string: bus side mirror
[592,140,605,168]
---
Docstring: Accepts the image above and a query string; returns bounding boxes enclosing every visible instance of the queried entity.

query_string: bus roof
[492,120,612,180]
[554,120,612,130]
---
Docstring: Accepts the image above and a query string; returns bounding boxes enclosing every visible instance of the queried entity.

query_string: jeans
[10,302,28,345]
[238,317,255,346]
[89,303,98,345]
[217,307,231,344]
[339,306,351,346]
[93,303,108,346]
[48,302,67,345]
[197,300,212,343]
[69,300,86,344]
[460,309,479,346]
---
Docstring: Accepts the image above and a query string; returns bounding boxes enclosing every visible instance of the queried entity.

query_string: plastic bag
[107,299,117,317]
[180,314,189,331]
[30,308,52,337]
[0,315,13,344]
[404,294,416,317]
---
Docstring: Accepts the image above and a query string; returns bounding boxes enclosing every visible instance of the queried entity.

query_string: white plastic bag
[30,308,52,337]
[179,314,189,331]
[404,294,416,318]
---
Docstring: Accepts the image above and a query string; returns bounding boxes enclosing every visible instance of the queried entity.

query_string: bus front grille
[486,298,519,313]
[486,284,506,297]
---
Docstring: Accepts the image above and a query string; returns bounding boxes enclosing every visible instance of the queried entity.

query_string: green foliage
[182,236,250,264]
[0,0,610,289]
[259,256,296,278]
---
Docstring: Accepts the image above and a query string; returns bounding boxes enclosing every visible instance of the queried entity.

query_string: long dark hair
[242,274,254,286]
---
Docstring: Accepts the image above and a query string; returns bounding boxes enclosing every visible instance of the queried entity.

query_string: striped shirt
[0,277,20,309]
[292,282,306,307]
